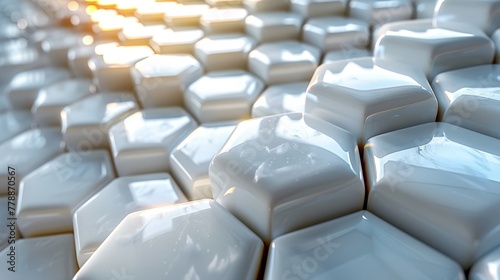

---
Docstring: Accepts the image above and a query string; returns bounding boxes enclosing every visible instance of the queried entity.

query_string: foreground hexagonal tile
[302,17,369,51]
[209,113,365,243]
[251,82,308,118]
[245,12,304,43]
[184,70,264,123]
[0,111,32,143]
[469,245,500,280]
[291,0,346,18]
[150,28,204,54]
[365,122,500,268]
[249,41,320,85]
[73,173,187,267]
[108,108,197,176]
[73,200,264,280]
[0,234,77,280]
[131,54,203,108]
[17,150,115,237]
[170,123,236,200]
[266,211,465,280]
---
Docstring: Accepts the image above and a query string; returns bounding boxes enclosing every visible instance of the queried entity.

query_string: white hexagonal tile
[73,199,264,280]
[349,0,413,27]
[209,113,365,243]
[67,41,119,78]
[245,12,304,42]
[302,17,369,51]
[150,28,204,54]
[118,23,165,46]
[266,211,465,280]
[61,92,138,151]
[40,31,87,67]
[73,173,187,267]
[251,82,308,118]
[0,234,77,280]
[291,0,347,18]
[248,40,320,85]
[164,4,210,27]
[469,245,500,280]
[0,47,51,86]
[194,33,256,71]
[131,54,203,108]
[17,150,115,237]
[322,48,371,64]
[170,123,236,200]
[0,128,64,196]
[365,122,500,268]
[134,2,176,23]
[108,107,197,176]
[305,57,437,146]
[32,79,96,127]
[92,14,138,39]
[0,111,32,143]
[243,0,290,12]
[184,70,264,123]
[200,8,248,34]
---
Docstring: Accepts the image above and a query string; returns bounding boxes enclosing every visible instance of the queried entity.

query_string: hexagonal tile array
[210,113,365,243]
[251,82,308,118]
[245,12,304,42]
[302,17,369,51]
[0,110,32,143]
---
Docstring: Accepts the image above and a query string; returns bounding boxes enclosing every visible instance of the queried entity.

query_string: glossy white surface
[67,41,119,78]
[245,12,304,42]
[92,15,138,39]
[73,173,187,267]
[206,0,243,7]
[0,110,32,143]
[108,107,197,176]
[209,113,365,243]
[432,64,500,140]
[251,82,308,117]
[470,245,500,280]
[150,28,204,54]
[302,17,369,51]
[0,47,51,86]
[243,0,289,12]
[349,0,413,27]
[200,8,248,34]
[365,122,500,268]
[374,19,495,80]
[40,31,85,66]
[322,48,371,64]
[194,33,256,71]
[32,79,95,127]
[17,150,115,238]
[131,54,203,108]
[305,57,437,146]
[134,2,174,23]
[248,40,320,85]
[73,200,264,280]
[164,4,209,27]
[61,92,138,151]
[414,0,438,19]
[0,234,77,280]
[266,211,465,280]
[170,123,236,200]
[291,0,346,18]
[0,128,64,195]
[118,23,165,46]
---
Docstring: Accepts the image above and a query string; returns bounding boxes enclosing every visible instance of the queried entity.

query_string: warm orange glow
[82,35,95,46]
[85,5,97,15]
[68,1,79,11]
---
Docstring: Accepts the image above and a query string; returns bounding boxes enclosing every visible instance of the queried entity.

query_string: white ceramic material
[469,245,500,280]
[0,234,77,280]
[200,8,248,34]
[61,92,138,151]
[150,28,204,54]
[118,23,165,46]
[32,79,95,127]
[88,45,154,91]
[209,113,365,243]
[0,110,32,143]
[265,211,465,280]
[164,4,209,27]
[365,122,500,268]
[374,19,495,80]
[16,150,115,238]
[67,41,119,78]
[131,54,203,108]
[251,82,308,117]
[194,33,256,71]
[432,64,500,140]
[170,123,236,200]
[349,0,413,27]
[0,47,51,86]
[290,0,346,18]
[0,128,64,195]
[302,17,369,51]
[108,107,197,176]
[322,48,371,64]
[414,0,438,19]
[305,57,437,146]
[245,12,304,42]
[248,40,320,85]
[184,70,264,123]
[134,2,175,23]
[40,31,86,66]
[73,173,187,267]
[73,200,264,280]
[243,0,289,12]
[92,15,138,39]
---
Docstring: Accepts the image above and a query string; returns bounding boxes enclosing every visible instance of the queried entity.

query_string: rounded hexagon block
[291,0,346,18]
[243,0,290,12]
[322,48,371,64]
[149,28,204,54]
[245,12,304,43]
[251,82,308,118]
[302,17,369,51]
[209,113,365,243]
[68,41,119,78]
[469,245,500,280]
[73,200,264,280]
[184,70,264,123]
[131,54,203,108]
[248,40,320,85]
[73,173,187,267]
[200,8,248,34]
[108,107,197,176]
[365,122,500,268]
[349,0,413,27]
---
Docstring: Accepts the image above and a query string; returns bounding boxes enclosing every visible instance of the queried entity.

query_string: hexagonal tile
[67,41,119,78]
[170,123,236,200]
[322,48,371,64]
[134,1,176,24]
[92,14,138,39]
[194,33,256,71]
[17,150,115,237]
[164,4,210,27]
[32,79,96,127]
[131,54,203,108]
[365,122,500,268]
[302,17,369,51]
[245,12,304,42]
[349,0,413,27]
[0,110,32,143]
[108,107,197,176]
[118,23,165,46]
[150,28,204,54]
[248,40,320,85]
[266,211,465,280]
[200,8,248,34]
[243,0,289,12]
[73,173,187,266]
[290,0,347,18]
[469,245,500,280]
[251,82,308,118]
[73,200,264,280]
[0,46,51,86]
[209,113,365,243]
[40,30,87,67]
[0,128,64,196]
[61,92,138,151]
[184,70,264,123]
